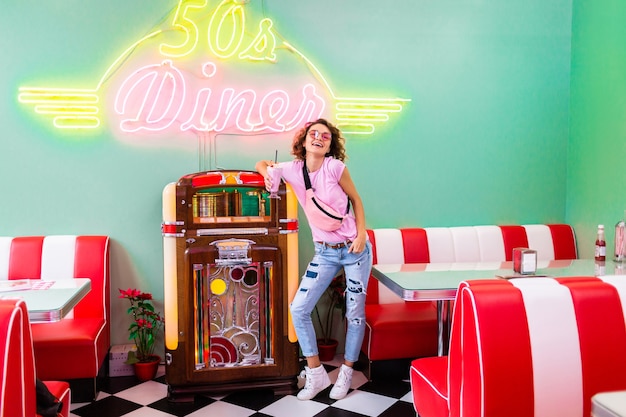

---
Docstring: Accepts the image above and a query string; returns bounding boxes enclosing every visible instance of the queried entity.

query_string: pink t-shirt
[278,157,357,243]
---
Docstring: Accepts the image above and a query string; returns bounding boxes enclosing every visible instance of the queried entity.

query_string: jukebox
[161,170,300,401]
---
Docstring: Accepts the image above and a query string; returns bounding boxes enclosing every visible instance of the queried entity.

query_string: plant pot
[317,339,338,362]
[133,355,160,381]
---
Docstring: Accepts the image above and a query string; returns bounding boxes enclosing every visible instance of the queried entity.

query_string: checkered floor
[69,356,416,417]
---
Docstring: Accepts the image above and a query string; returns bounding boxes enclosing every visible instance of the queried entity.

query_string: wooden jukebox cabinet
[162,170,300,401]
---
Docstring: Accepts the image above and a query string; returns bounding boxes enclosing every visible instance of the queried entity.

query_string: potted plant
[314,273,346,361]
[119,288,165,381]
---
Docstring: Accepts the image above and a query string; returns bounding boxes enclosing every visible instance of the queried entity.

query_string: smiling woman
[255,118,372,401]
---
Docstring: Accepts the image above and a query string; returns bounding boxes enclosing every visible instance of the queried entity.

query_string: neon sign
[115,60,326,133]
[18,0,410,142]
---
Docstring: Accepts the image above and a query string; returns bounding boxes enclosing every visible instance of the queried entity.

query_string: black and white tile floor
[69,356,417,417]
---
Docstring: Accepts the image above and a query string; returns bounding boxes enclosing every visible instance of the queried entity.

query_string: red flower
[119,288,164,363]
[119,288,142,298]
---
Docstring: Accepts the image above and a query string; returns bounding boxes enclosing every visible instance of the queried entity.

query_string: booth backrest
[0,236,110,320]
[366,224,577,304]
[0,236,109,399]
[0,299,37,417]
[443,277,626,417]
[0,299,71,417]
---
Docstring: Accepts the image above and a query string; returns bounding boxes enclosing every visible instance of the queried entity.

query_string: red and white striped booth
[362,224,577,378]
[410,276,626,417]
[0,298,70,417]
[0,235,110,401]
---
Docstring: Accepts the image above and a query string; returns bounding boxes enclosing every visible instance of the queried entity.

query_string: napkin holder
[513,248,537,275]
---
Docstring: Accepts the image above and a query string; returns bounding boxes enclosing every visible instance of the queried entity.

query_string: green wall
[1,0,573,346]
[569,0,626,259]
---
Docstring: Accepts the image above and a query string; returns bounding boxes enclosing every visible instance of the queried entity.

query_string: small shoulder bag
[302,161,350,231]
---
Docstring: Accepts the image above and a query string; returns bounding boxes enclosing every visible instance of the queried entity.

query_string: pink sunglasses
[308,130,332,141]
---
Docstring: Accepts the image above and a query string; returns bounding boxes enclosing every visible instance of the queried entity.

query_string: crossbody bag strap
[302,160,313,190]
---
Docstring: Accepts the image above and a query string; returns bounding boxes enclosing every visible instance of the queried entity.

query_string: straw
[274,150,278,164]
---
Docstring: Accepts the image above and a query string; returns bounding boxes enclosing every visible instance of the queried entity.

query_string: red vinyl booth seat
[0,235,110,400]
[362,224,577,378]
[411,277,626,417]
[0,299,70,417]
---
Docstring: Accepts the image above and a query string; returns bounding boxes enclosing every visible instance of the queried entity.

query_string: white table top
[593,391,626,417]
[372,259,618,301]
[0,278,91,322]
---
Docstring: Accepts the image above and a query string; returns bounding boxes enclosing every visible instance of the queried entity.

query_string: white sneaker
[329,364,353,400]
[297,365,331,400]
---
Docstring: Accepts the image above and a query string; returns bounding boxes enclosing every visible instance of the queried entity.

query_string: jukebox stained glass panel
[192,243,274,369]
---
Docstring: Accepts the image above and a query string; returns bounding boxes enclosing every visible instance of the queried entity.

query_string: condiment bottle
[595,224,606,262]
[616,213,626,262]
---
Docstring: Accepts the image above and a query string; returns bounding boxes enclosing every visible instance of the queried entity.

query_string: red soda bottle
[595,224,606,262]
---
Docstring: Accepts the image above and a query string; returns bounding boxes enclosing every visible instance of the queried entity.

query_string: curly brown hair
[291,118,347,162]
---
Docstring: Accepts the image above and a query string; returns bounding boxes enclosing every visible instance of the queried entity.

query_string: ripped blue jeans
[290,241,372,363]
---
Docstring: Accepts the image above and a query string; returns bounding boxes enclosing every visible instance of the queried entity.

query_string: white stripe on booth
[523,224,555,261]
[373,229,405,264]
[425,262,454,271]
[0,237,13,280]
[450,262,478,271]
[373,263,402,274]
[425,228,455,263]
[373,231,406,304]
[423,262,503,272]
[475,226,506,262]
[40,236,77,281]
[474,261,502,270]
[451,227,480,263]
[510,278,583,417]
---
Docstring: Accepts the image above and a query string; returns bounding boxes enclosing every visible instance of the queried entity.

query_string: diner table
[593,391,626,417]
[0,278,91,322]
[372,259,622,355]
